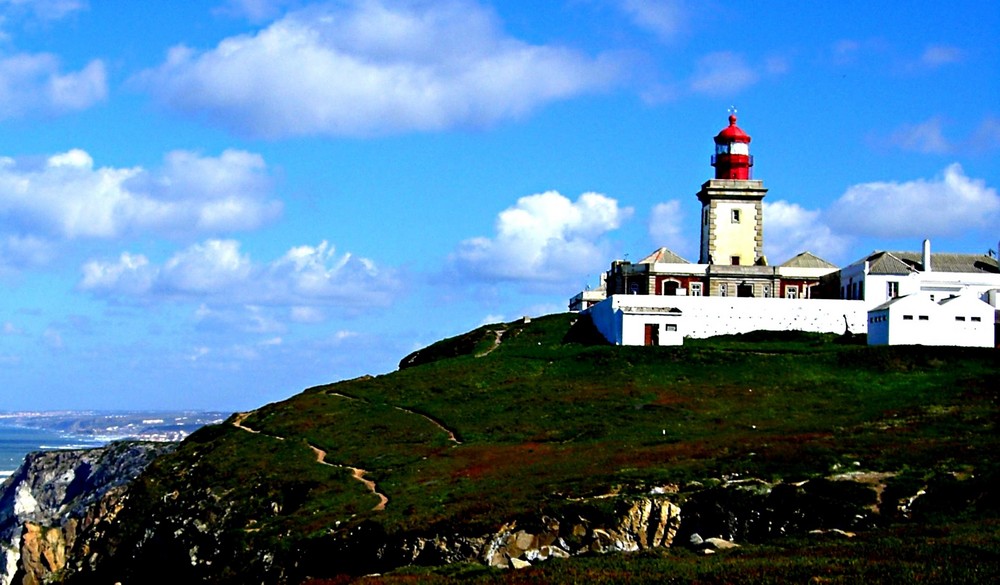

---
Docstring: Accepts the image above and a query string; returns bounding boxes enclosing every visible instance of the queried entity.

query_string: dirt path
[392,406,462,445]
[330,392,462,445]
[475,329,506,357]
[232,412,386,511]
[308,443,388,511]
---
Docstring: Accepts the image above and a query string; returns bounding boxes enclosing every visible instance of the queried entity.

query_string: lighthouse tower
[698,114,767,266]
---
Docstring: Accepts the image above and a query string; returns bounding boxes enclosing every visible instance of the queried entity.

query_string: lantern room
[711,114,753,180]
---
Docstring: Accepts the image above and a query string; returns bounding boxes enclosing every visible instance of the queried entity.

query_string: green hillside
[75,314,1000,584]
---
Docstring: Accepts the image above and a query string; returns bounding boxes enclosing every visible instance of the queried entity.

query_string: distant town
[0,411,229,443]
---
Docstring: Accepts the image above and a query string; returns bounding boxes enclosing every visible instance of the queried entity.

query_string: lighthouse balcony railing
[711,154,753,166]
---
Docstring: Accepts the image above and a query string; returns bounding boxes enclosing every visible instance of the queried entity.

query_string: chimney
[922,239,932,272]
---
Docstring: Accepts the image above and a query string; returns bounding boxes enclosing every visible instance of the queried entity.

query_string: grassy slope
[133,313,998,581]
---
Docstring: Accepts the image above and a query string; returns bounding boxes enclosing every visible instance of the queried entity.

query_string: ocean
[0,425,106,483]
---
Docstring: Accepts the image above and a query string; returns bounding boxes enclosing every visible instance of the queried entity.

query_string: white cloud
[0,148,280,240]
[827,164,1000,239]
[885,117,952,154]
[762,200,849,264]
[919,44,963,69]
[42,327,62,350]
[290,305,325,324]
[648,200,689,255]
[451,191,632,287]
[214,0,292,22]
[80,239,402,313]
[617,0,684,42]
[138,0,620,137]
[195,304,285,334]
[479,313,505,326]
[968,116,1000,153]
[0,54,105,118]
[162,240,252,293]
[689,52,758,96]
[0,0,86,21]
[0,234,55,269]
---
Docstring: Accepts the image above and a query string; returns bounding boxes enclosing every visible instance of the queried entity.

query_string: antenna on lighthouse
[727,105,738,116]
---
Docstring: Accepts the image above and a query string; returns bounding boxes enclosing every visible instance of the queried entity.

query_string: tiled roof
[892,251,999,274]
[868,252,917,275]
[849,249,1000,275]
[779,251,837,269]
[638,247,691,264]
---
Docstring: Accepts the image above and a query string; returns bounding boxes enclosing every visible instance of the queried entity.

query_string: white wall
[587,295,867,345]
[620,312,683,346]
[868,293,994,347]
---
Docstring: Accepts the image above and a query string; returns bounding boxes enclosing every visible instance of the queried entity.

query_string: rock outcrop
[0,442,174,585]
[483,497,682,569]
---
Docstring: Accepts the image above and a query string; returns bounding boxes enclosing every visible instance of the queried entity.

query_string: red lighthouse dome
[712,114,753,180]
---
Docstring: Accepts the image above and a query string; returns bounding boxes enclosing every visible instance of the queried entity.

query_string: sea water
[0,425,104,483]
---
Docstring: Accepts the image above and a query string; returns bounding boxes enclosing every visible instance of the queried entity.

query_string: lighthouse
[712,114,753,180]
[698,114,767,267]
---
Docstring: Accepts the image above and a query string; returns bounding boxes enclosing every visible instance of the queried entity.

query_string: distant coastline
[0,410,227,482]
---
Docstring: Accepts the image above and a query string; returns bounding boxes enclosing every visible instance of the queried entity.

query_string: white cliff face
[12,484,37,517]
[2,532,19,585]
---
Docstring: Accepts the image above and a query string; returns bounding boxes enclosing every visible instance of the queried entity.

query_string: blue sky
[0,0,997,411]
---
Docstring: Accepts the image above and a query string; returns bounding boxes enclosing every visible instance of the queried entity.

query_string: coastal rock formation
[0,442,174,585]
[0,448,982,584]
[483,497,682,569]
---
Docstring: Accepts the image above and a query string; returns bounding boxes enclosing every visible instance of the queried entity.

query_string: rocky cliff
[2,316,995,583]
[0,442,174,585]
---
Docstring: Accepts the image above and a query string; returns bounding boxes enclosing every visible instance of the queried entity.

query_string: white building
[867,293,994,348]
[834,240,1000,311]
[587,295,865,346]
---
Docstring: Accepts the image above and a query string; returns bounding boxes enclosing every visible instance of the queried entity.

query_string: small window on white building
[956,316,966,321]
[785,286,798,299]
[665,324,678,332]
[763,285,771,298]
[731,209,741,223]
[919,315,929,321]
[972,317,982,322]
[903,315,914,320]
[720,283,728,297]
[690,282,703,297]
[887,281,899,299]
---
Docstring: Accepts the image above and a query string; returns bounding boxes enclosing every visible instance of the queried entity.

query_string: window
[919,315,929,321]
[665,324,678,332]
[785,286,798,299]
[731,209,741,223]
[956,316,966,322]
[703,208,709,225]
[840,285,846,299]
[903,315,914,321]
[731,255,740,266]
[763,285,771,298]
[690,282,703,297]
[720,283,728,297]
[972,317,982,322]
[887,281,899,299]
